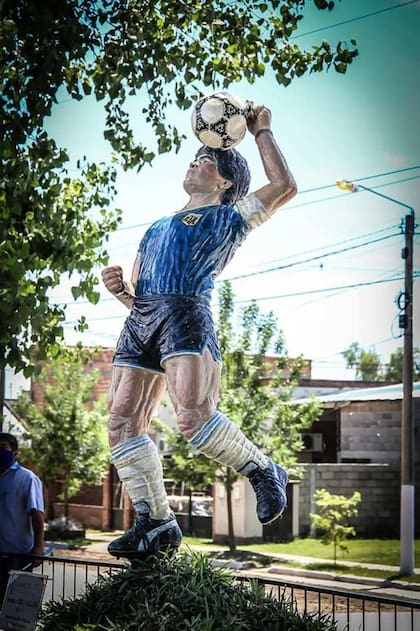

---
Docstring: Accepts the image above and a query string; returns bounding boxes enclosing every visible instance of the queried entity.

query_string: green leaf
[71,286,83,300]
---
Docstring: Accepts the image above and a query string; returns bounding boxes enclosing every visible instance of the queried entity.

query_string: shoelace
[250,467,277,502]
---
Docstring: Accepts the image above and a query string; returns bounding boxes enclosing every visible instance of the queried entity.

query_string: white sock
[111,435,170,520]
[189,411,269,475]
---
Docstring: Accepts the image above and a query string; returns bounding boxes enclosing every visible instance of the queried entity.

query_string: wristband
[115,284,131,298]
[255,128,273,141]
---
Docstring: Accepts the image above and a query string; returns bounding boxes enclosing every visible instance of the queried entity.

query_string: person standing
[0,432,45,606]
[102,104,297,560]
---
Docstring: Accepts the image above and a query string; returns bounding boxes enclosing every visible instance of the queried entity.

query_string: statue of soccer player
[101,104,297,560]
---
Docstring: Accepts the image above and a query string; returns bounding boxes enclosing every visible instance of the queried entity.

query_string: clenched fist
[247,105,272,136]
[101,265,125,295]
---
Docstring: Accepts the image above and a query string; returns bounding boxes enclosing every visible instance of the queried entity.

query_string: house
[292,382,420,537]
[294,381,420,465]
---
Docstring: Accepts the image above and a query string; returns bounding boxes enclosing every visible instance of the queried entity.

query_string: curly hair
[196,146,250,204]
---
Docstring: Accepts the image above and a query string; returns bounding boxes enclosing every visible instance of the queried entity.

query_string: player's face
[183,154,227,194]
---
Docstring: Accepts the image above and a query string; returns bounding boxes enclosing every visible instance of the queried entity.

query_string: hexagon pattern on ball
[191,92,251,150]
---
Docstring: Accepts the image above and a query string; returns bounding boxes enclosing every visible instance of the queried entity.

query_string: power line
[110,168,420,234]
[234,273,418,305]
[55,224,399,306]
[283,174,420,213]
[224,232,400,282]
[62,273,418,324]
[219,223,398,273]
[276,267,403,312]
[291,0,419,40]
[298,165,420,196]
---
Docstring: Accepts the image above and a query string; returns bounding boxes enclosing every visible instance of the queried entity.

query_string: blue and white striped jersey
[135,202,253,299]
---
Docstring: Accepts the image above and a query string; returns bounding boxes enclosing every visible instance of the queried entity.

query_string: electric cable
[233,273,418,305]
[62,273,418,324]
[291,0,419,40]
[224,233,399,282]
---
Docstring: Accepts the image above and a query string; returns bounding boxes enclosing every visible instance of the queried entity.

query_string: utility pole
[400,211,414,575]
[337,179,415,575]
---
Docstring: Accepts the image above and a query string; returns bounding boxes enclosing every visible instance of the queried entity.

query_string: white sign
[0,571,48,631]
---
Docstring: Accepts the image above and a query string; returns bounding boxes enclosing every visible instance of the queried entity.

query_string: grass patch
[182,537,420,567]
[180,537,420,582]
[238,538,419,566]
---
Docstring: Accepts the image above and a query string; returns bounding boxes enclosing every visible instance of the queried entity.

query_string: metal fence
[2,553,420,631]
[236,574,420,631]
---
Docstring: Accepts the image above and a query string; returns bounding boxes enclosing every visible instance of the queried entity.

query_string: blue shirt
[0,461,44,554]
[136,203,250,299]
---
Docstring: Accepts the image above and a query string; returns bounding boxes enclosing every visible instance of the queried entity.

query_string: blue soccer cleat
[247,460,288,525]
[108,511,182,560]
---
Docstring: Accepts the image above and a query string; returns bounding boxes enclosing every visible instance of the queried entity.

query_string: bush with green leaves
[310,489,361,565]
[38,552,338,630]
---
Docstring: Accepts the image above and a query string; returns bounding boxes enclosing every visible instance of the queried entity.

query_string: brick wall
[31,347,114,406]
[53,503,105,529]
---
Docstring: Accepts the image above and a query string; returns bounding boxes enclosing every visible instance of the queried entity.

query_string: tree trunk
[188,488,193,536]
[44,484,54,521]
[64,483,69,524]
[226,469,236,553]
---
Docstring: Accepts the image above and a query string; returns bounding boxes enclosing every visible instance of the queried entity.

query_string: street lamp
[337,178,416,576]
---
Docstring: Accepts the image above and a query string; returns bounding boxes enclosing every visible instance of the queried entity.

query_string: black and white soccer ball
[191,92,251,150]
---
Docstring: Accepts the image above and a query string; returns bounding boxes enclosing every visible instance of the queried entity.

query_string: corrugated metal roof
[295,381,420,404]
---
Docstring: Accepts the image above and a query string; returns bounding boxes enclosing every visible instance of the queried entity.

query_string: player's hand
[101,265,125,295]
[247,105,272,136]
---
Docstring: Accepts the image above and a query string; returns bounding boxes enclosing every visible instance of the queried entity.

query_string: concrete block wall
[296,463,401,537]
[339,404,402,466]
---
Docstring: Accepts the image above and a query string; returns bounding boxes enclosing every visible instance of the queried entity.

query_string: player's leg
[107,365,182,559]
[164,350,288,524]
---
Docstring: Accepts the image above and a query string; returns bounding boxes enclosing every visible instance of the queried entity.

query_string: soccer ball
[191,92,251,150]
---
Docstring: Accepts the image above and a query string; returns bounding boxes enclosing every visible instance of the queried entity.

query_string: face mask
[0,448,14,468]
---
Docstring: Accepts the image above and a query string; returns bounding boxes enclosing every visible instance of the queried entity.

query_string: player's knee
[108,413,125,448]
[110,394,136,418]
[176,409,200,439]
[177,408,215,440]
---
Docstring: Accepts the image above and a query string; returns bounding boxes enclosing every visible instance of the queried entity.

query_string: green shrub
[311,489,361,565]
[38,552,337,630]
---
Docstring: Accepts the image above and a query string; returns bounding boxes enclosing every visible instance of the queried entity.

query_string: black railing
[236,574,420,631]
[1,553,420,631]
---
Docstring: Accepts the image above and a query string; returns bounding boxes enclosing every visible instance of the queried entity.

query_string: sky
[43,0,420,381]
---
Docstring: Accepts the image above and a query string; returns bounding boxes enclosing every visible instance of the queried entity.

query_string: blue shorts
[112,294,221,374]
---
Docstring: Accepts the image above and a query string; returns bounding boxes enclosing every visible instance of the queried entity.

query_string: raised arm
[247,105,297,218]
[101,252,141,309]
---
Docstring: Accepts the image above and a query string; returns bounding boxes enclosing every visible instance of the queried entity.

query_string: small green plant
[310,489,361,566]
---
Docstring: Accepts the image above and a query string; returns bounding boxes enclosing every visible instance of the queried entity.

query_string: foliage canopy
[1,0,358,373]
[342,342,420,381]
